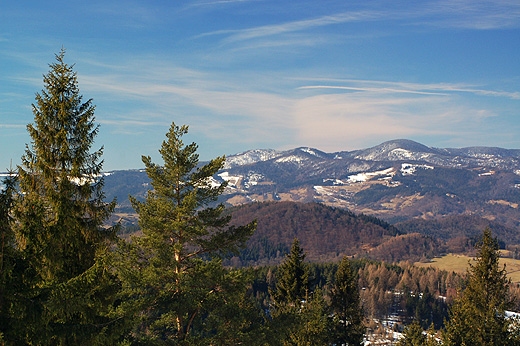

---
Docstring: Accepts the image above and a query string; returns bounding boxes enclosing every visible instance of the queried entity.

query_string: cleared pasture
[415,253,520,283]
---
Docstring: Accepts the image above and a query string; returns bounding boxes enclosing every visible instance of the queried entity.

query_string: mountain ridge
[93,139,520,251]
[221,139,520,171]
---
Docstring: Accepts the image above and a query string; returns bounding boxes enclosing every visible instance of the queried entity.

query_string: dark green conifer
[0,172,22,343]
[12,50,118,344]
[330,256,365,345]
[443,228,519,345]
[397,320,426,346]
[269,238,334,345]
[271,238,309,310]
[113,122,257,343]
[285,288,331,346]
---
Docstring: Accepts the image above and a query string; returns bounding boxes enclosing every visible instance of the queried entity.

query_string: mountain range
[104,139,520,257]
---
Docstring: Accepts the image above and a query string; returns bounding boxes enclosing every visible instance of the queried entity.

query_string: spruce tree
[285,288,331,346]
[0,172,22,343]
[12,50,118,344]
[425,324,442,346]
[113,122,257,343]
[271,238,309,310]
[397,320,426,346]
[330,256,365,345]
[270,238,325,345]
[443,228,519,345]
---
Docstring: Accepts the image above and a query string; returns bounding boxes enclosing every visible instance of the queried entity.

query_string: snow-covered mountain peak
[224,149,281,169]
[354,139,438,161]
[295,147,328,158]
[221,139,520,172]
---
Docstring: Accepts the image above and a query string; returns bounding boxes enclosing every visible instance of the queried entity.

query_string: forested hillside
[226,201,443,264]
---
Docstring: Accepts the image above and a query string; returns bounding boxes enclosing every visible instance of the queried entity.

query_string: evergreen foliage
[112,122,257,344]
[330,256,364,345]
[398,321,441,346]
[397,320,426,346]
[9,49,119,344]
[284,288,331,346]
[268,239,331,345]
[0,172,23,343]
[443,228,519,345]
[271,238,310,310]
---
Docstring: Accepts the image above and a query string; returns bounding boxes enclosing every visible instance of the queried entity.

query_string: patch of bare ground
[380,193,424,210]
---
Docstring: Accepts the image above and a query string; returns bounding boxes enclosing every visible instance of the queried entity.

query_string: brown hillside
[228,201,416,264]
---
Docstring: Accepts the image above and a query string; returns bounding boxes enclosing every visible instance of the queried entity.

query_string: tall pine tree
[443,228,519,345]
[271,238,309,310]
[269,238,333,345]
[12,50,119,344]
[0,172,22,343]
[113,122,257,343]
[330,256,365,345]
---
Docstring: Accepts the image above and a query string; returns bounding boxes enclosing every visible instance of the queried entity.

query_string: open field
[415,254,520,283]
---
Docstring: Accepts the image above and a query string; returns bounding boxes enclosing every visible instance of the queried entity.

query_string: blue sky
[1,0,520,170]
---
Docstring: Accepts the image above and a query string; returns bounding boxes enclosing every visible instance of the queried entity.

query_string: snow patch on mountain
[400,163,434,176]
[347,167,395,182]
[323,178,349,185]
[298,147,328,158]
[321,168,396,185]
[389,148,433,161]
[244,171,265,188]
[391,148,412,157]
[224,149,280,169]
[275,155,307,165]
[218,171,241,187]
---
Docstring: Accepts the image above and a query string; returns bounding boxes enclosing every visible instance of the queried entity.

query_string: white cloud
[288,90,494,151]
[218,11,382,43]
[297,79,520,100]
[78,57,506,152]
[188,0,258,7]
[419,0,520,30]
[0,124,26,129]
[197,0,520,53]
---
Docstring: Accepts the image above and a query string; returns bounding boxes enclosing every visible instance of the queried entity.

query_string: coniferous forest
[1,52,520,345]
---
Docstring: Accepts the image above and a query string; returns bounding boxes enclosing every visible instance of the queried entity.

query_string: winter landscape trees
[330,256,365,345]
[5,49,119,344]
[1,51,520,345]
[111,122,257,343]
[442,228,520,345]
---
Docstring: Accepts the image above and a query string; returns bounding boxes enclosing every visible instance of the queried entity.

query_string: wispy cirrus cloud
[197,0,520,51]
[188,0,258,7]
[298,85,448,96]
[77,56,508,153]
[290,89,498,151]
[298,79,520,100]
[197,10,384,44]
[0,124,26,129]
[419,0,520,30]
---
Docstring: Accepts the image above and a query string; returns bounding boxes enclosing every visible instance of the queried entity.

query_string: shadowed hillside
[226,201,439,265]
